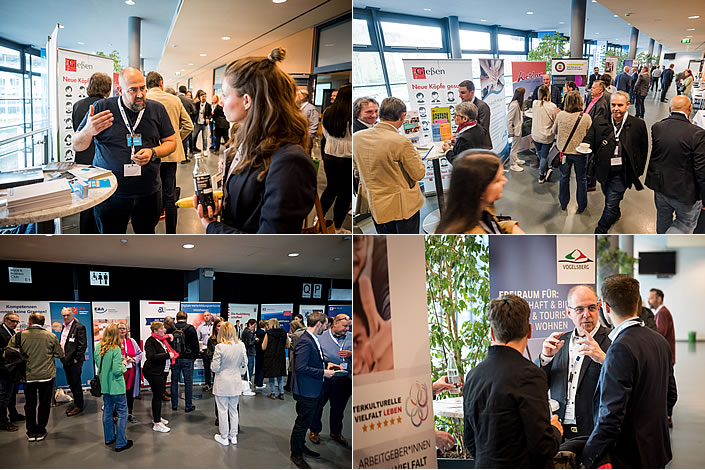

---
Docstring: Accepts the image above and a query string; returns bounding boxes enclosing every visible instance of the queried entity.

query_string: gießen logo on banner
[65,58,77,72]
[411,66,446,80]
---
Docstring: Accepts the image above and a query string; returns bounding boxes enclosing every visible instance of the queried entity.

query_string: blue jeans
[559,154,588,211]
[595,173,627,233]
[373,210,420,234]
[192,123,208,152]
[209,121,216,149]
[269,376,284,395]
[102,394,128,448]
[654,192,701,234]
[247,355,255,382]
[635,94,646,118]
[171,358,194,409]
[533,141,552,177]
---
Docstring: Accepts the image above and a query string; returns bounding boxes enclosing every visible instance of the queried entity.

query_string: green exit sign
[681,38,692,44]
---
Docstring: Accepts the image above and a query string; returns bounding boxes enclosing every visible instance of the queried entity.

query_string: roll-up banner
[489,235,597,358]
[353,236,436,469]
[57,48,114,162]
[180,302,221,384]
[228,303,258,324]
[92,301,130,343]
[552,58,590,90]
[512,61,546,98]
[139,300,181,386]
[0,301,52,332]
[299,304,326,322]
[49,302,93,388]
[261,304,294,332]
[328,305,352,317]
[605,57,619,78]
[402,59,475,195]
[479,58,510,157]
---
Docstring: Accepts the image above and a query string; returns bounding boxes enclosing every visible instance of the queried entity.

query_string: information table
[0,166,117,233]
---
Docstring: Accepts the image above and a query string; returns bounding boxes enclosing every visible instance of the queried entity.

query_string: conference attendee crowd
[353,64,705,234]
[71,47,351,234]
[0,309,352,469]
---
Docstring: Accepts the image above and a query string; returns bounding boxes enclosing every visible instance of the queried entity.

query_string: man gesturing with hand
[73,67,176,234]
[536,285,612,441]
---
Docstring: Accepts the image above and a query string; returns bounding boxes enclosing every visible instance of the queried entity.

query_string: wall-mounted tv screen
[638,251,676,275]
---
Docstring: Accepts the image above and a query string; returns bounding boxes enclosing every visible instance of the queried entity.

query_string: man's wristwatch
[150,148,158,162]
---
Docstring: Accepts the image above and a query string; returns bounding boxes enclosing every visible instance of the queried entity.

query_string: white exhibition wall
[658,50,704,74]
[633,235,705,341]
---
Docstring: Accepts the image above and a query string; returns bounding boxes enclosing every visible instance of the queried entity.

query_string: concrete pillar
[140,58,145,73]
[127,16,141,69]
[618,235,634,265]
[570,0,587,58]
[187,268,214,302]
[648,38,655,59]
[447,16,462,59]
[629,27,639,60]
[656,43,663,61]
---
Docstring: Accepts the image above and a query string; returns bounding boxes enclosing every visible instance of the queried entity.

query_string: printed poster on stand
[92,301,130,343]
[489,235,596,359]
[299,305,326,322]
[180,302,221,384]
[551,58,589,89]
[479,58,509,157]
[328,305,352,317]
[138,300,181,387]
[0,301,51,332]
[605,57,619,78]
[353,236,436,469]
[228,303,258,325]
[57,49,114,162]
[49,301,93,388]
[511,61,546,152]
[261,303,294,332]
[402,59,474,195]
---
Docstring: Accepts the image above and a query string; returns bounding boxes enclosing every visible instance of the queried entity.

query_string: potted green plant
[528,32,568,73]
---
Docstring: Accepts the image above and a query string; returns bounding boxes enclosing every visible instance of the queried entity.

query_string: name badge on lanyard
[611,119,624,166]
[329,330,348,370]
[118,98,145,177]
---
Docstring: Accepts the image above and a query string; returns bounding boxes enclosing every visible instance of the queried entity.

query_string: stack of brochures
[6,179,72,215]
[68,165,112,180]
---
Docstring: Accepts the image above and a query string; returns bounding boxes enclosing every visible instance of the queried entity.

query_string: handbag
[551,112,584,168]
[90,352,105,397]
[3,331,28,382]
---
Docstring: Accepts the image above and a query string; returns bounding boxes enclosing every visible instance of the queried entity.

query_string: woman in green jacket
[94,324,132,452]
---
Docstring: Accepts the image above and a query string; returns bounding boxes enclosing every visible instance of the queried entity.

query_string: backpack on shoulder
[172,325,193,356]
[3,331,29,382]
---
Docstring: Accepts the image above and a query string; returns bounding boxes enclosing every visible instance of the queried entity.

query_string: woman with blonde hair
[143,321,178,433]
[211,322,247,445]
[262,318,289,399]
[94,324,131,451]
[193,47,316,233]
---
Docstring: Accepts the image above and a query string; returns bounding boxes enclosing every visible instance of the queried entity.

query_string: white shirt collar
[608,316,644,341]
[572,322,600,341]
[357,118,374,129]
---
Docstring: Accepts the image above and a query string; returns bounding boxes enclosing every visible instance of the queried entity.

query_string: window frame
[313,13,353,75]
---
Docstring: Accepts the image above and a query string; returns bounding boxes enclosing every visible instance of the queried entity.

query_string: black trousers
[144,372,167,423]
[291,392,323,457]
[320,154,352,229]
[310,376,352,435]
[94,191,162,234]
[255,353,264,387]
[63,360,84,409]
[201,350,212,386]
[160,162,179,234]
[214,128,229,151]
[661,83,672,101]
[24,379,54,435]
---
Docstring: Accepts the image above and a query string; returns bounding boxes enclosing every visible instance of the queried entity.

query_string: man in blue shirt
[309,314,351,447]
[73,67,176,233]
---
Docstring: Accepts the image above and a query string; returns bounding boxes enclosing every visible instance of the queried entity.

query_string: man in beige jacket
[146,72,194,233]
[354,97,425,233]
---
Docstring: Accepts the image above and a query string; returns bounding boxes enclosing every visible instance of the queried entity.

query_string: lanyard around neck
[118,97,145,137]
[612,116,625,141]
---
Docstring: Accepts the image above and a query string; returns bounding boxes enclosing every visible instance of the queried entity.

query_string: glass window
[531,37,540,51]
[213,65,225,98]
[380,21,443,48]
[352,84,388,104]
[499,55,527,104]
[317,19,352,68]
[353,18,372,46]
[314,82,332,106]
[459,30,491,51]
[498,34,525,52]
[0,46,21,69]
[353,51,385,87]
[383,51,448,84]
[461,53,490,86]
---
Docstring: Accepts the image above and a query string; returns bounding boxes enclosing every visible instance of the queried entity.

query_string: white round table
[434,396,463,419]
[0,166,117,233]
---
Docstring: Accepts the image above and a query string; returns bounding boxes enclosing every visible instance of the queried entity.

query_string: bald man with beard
[646,95,705,234]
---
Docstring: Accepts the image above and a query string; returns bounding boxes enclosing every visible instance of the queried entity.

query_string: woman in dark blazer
[261,318,289,400]
[193,47,316,234]
[211,99,230,152]
[442,101,492,165]
[143,321,176,433]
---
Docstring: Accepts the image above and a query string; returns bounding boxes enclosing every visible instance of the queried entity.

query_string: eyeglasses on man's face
[568,304,599,315]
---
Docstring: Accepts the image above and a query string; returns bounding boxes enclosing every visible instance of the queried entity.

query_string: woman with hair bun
[193,47,316,233]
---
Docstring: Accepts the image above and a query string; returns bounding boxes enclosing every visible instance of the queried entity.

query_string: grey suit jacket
[211,342,247,396]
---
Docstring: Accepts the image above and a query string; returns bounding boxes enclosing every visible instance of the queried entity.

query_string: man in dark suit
[530,74,563,109]
[353,97,379,134]
[582,91,648,233]
[661,64,675,102]
[646,96,705,234]
[585,81,610,122]
[290,312,336,469]
[587,67,601,90]
[582,275,677,468]
[458,80,492,147]
[614,66,633,93]
[0,312,24,431]
[59,307,87,416]
[463,294,563,468]
[537,285,611,441]
[177,86,196,162]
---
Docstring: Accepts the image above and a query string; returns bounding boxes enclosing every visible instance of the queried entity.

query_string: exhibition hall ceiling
[0,0,180,73]
[0,236,351,279]
[158,0,350,85]
[599,0,705,52]
[356,0,656,51]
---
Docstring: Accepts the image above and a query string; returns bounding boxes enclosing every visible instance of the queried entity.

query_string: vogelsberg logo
[559,249,593,264]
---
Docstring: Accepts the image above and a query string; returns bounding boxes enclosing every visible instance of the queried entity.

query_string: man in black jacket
[463,294,562,468]
[59,307,87,416]
[530,74,563,108]
[0,313,23,431]
[582,91,648,233]
[170,311,199,412]
[241,319,257,383]
[646,95,705,234]
[536,286,611,441]
[71,72,112,233]
[587,67,601,90]
[177,86,196,162]
[458,80,492,147]
[614,66,632,93]
[353,97,379,134]
[192,91,212,155]
[660,64,675,102]
[582,275,677,468]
